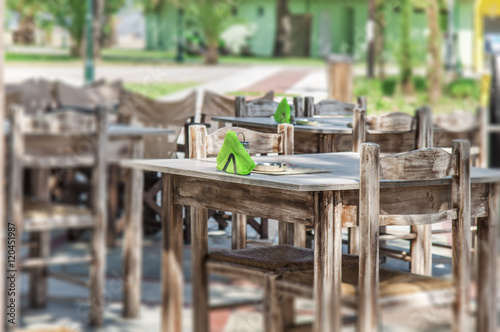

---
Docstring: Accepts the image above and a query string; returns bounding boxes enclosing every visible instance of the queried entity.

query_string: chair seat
[208,245,315,272]
[23,199,94,231]
[279,259,453,303]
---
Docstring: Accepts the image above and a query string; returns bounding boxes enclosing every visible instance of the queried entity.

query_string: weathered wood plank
[451,140,471,332]
[313,191,342,332]
[477,183,498,332]
[380,148,454,181]
[161,174,184,332]
[191,206,209,332]
[380,209,457,226]
[174,177,315,226]
[89,106,108,327]
[123,138,144,318]
[358,143,380,332]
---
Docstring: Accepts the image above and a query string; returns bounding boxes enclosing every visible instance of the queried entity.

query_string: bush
[447,78,479,99]
[413,76,427,92]
[382,77,398,96]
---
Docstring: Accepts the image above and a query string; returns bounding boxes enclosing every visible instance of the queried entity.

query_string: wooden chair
[433,107,486,167]
[235,95,303,118]
[189,124,295,249]
[350,107,434,276]
[303,96,357,117]
[7,105,108,327]
[270,141,471,332]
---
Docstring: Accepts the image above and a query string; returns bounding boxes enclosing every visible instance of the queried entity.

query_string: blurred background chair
[7,105,108,327]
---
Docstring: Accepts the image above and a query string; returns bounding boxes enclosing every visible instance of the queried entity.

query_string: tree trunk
[93,0,104,59]
[400,0,414,95]
[17,15,35,45]
[70,39,83,57]
[205,44,218,65]
[273,0,291,57]
[374,3,386,80]
[426,0,442,103]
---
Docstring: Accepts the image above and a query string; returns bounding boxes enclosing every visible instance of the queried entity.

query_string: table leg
[123,138,144,318]
[477,183,498,332]
[191,206,209,332]
[313,191,342,332]
[161,174,184,332]
[123,167,144,318]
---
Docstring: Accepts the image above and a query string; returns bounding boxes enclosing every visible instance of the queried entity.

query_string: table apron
[173,175,316,226]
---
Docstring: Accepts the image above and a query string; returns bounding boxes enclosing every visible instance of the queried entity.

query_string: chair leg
[260,218,269,239]
[29,231,49,309]
[184,206,192,245]
[264,275,285,332]
[107,165,119,247]
[348,228,360,254]
[90,215,106,326]
[232,214,247,250]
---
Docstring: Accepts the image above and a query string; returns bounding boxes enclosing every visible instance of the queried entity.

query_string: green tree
[425,0,443,103]
[6,0,42,44]
[400,0,414,95]
[186,0,241,64]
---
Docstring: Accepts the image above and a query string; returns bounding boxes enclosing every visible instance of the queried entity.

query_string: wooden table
[213,116,482,156]
[121,153,500,332]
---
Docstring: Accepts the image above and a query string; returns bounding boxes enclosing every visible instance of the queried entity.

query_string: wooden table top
[212,116,353,134]
[3,121,175,137]
[121,152,500,192]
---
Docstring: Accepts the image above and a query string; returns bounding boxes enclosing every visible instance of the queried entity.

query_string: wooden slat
[314,99,355,116]
[358,143,380,332]
[191,206,209,332]
[231,214,247,250]
[379,209,457,226]
[379,233,417,241]
[477,183,498,332]
[174,176,315,226]
[89,106,108,327]
[123,138,144,318]
[380,148,454,180]
[379,248,412,262]
[367,112,414,132]
[22,255,93,268]
[161,174,184,332]
[451,140,471,332]
[205,127,283,156]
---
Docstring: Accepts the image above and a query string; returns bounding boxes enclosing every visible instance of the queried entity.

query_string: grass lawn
[124,82,198,99]
[6,48,326,66]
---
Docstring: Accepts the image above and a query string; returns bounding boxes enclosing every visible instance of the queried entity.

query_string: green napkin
[273,98,291,124]
[216,131,256,175]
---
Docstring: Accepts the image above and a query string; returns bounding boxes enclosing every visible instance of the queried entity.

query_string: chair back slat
[367,112,414,132]
[380,148,455,181]
[189,124,293,159]
[379,209,457,227]
[244,99,280,117]
[314,99,355,116]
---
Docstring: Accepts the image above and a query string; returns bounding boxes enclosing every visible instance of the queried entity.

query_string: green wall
[144,0,474,66]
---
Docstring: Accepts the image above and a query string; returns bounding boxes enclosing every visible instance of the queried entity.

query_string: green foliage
[400,0,413,90]
[382,77,398,96]
[447,79,480,99]
[413,76,427,92]
[124,82,198,99]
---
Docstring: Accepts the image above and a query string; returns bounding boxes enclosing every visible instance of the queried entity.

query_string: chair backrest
[352,107,433,154]
[433,107,486,167]
[303,96,356,117]
[8,104,108,221]
[358,140,470,330]
[188,124,294,158]
[54,80,122,109]
[234,95,301,118]
[118,89,197,159]
[6,79,57,114]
